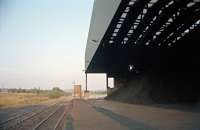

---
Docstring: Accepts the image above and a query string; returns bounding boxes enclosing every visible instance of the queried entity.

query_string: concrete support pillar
[106,73,108,89]
[84,73,90,99]
[85,73,88,91]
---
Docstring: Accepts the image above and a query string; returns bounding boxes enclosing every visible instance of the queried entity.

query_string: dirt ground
[1,98,200,130]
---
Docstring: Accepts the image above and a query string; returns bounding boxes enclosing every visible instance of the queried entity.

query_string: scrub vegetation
[0,87,69,108]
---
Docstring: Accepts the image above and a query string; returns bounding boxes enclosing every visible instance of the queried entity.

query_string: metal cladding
[85,0,200,74]
[85,0,122,71]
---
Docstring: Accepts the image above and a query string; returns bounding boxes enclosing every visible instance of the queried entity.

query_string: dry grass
[0,92,51,108]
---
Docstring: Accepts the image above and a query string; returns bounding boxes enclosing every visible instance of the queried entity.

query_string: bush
[48,87,65,99]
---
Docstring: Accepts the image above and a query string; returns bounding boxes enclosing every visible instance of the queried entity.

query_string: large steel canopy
[85,0,200,75]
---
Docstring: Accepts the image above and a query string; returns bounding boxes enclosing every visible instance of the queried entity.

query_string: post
[106,73,108,89]
[84,73,90,99]
[85,73,88,91]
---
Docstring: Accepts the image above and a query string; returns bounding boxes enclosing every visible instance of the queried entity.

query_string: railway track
[0,105,43,124]
[32,103,69,130]
[0,105,50,130]
[0,101,71,130]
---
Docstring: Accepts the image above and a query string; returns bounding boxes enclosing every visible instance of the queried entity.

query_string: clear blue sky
[0,0,106,90]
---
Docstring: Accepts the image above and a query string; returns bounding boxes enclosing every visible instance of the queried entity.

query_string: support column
[84,73,89,99]
[106,73,109,95]
[85,73,88,91]
[84,73,90,100]
[106,73,108,89]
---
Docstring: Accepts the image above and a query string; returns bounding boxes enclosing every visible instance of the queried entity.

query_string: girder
[127,0,172,46]
[150,2,200,46]
[136,0,191,46]
[113,0,151,45]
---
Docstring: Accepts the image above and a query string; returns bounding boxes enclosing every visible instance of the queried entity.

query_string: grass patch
[0,93,49,108]
[0,87,69,108]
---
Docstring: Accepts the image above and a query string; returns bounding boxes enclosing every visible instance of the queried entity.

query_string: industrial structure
[73,85,82,98]
[85,0,200,103]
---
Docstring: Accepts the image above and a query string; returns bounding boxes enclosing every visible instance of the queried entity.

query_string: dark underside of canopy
[86,0,200,76]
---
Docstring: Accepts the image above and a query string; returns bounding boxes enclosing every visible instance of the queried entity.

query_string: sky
[0,0,107,90]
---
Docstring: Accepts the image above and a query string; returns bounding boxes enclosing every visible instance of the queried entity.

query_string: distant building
[73,85,82,98]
